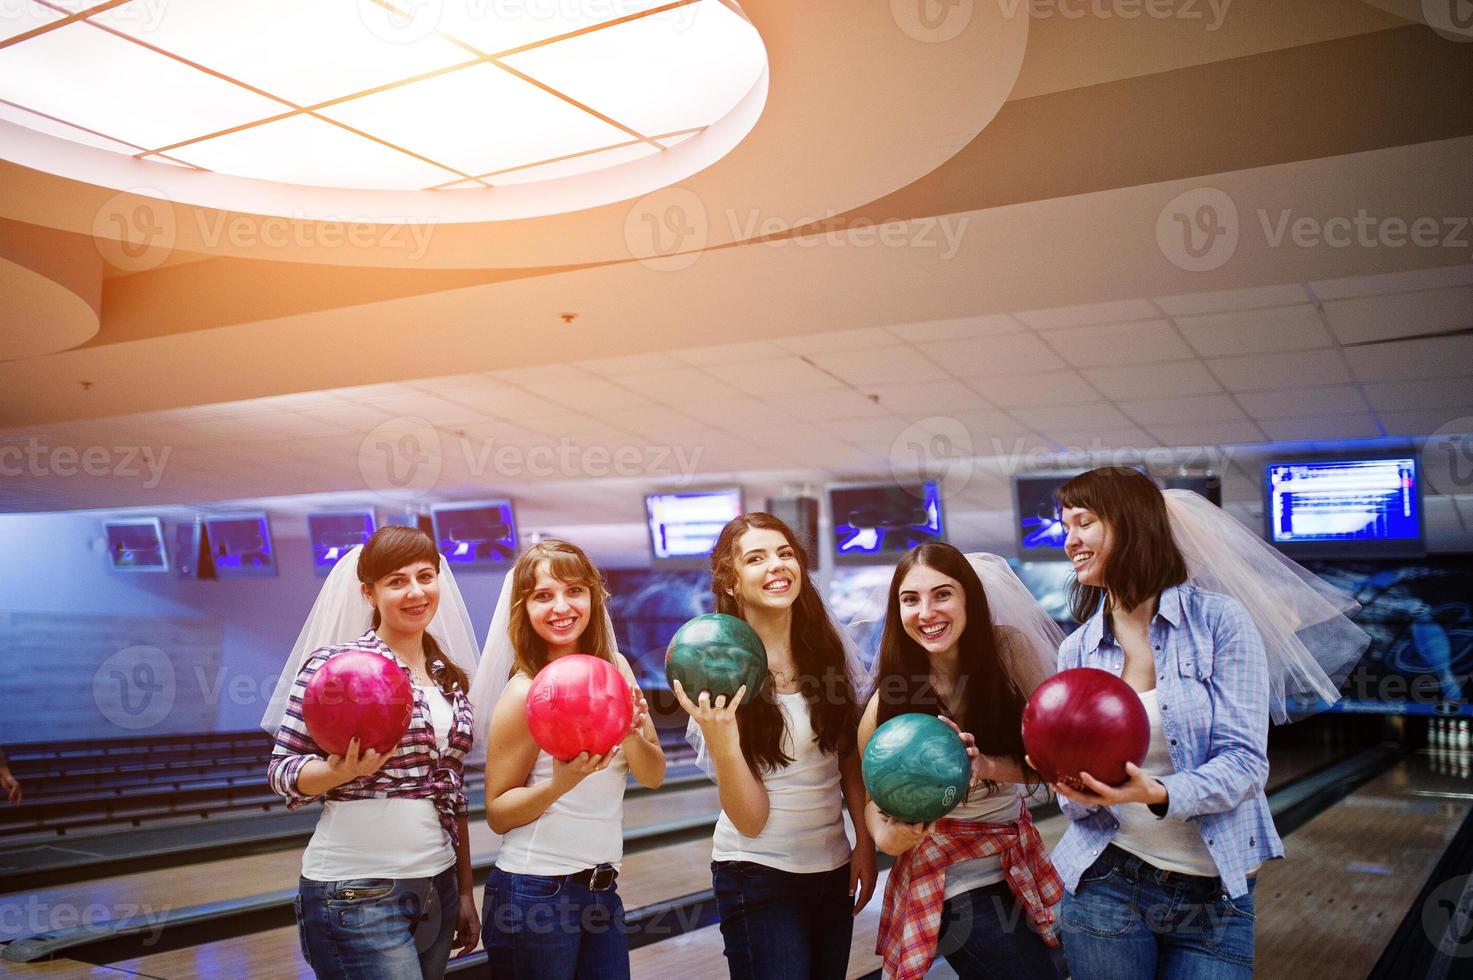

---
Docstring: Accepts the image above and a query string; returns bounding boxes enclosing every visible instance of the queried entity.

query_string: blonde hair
[508,539,615,678]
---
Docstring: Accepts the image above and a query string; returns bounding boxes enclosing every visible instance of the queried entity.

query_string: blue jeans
[481,866,630,980]
[295,866,458,980]
[711,860,853,980]
[935,880,1065,979]
[1060,846,1256,980]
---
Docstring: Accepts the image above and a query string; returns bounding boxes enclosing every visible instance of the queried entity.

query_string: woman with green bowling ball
[1050,468,1281,980]
[477,539,665,980]
[267,526,482,980]
[859,543,1064,980]
[676,512,876,980]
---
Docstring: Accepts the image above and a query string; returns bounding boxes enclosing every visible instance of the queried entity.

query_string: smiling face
[728,526,802,613]
[897,562,967,660]
[524,560,592,657]
[364,560,440,635]
[1061,505,1113,588]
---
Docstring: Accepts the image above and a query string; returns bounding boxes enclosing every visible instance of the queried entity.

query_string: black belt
[566,864,618,891]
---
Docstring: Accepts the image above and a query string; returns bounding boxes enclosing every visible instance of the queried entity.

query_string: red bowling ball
[1022,667,1149,787]
[302,650,414,757]
[525,654,633,762]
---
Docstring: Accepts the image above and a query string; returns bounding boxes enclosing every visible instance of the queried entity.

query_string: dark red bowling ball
[302,650,414,757]
[525,654,633,762]
[1022,667,1149,787]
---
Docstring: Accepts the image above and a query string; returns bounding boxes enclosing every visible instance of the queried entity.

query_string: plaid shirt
[267,630,475,848]
[877,806,1062,980]
[1051,584,1284,899]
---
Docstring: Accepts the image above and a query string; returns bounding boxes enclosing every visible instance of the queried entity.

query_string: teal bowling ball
[665,613,767,707]
[862,713,972,823]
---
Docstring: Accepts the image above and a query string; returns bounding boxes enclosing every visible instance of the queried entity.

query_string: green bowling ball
[665,613,767,707]
[862,713,972,823]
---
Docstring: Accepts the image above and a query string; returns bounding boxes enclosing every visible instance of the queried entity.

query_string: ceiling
[1,0,1471,553]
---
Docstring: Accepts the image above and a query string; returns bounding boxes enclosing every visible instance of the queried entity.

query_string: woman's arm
[267,651,386,801]
[615,656,666,790]
[838,747,878,913]
[451,812,480,955]
[674,680,769,837]
[484,675,614,834]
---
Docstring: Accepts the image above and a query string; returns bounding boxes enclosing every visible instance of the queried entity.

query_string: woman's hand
[549,749,617,795]
[937,716,997,789]
[873,810,934,855]
[324,737,388,786]
[1049,762,1166,809]
[849,841,878,916]
[672,679,745,750]
[452,893,480,956]
[622,685,650,743]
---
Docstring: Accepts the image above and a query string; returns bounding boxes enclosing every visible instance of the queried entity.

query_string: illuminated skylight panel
[432,0,681,56]
[166,113,459,190]
[318,62,631,179]
[86,0,477,108]
[501,0,762,137]
[0,2,66,43]
[0,22,285,150]
[0,99,140,153]
[487,138,658,185]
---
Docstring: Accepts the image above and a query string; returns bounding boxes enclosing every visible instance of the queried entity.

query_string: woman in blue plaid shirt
[1044,468,1283,980]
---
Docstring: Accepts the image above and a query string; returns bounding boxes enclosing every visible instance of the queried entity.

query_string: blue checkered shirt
[1050,584,1283,899]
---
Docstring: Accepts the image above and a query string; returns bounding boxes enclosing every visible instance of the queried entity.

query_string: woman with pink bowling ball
[266,525,483,980]
[472,539,664,980]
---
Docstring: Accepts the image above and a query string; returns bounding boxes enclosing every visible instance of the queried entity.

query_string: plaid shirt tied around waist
[267,630,475,848]
[877,805,1063,980]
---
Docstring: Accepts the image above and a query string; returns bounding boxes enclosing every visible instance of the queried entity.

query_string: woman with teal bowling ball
[1049,467,1299,980]
[473,539,665,980]
[676,512,877,980]
[857,543,1065,980]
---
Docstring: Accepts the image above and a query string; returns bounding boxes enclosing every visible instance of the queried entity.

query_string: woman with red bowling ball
[1049,467,1281,979]
[267,526,483,980]
[475,539,665,980]
[858,543,1065,980]
[677,512,877,980]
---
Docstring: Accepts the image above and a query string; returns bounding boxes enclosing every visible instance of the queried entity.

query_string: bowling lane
[102,835,721,978]
[1256,752,1472,978]
[0,961,137,979]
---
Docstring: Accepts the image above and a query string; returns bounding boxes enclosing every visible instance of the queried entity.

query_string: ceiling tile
[1344,336,1473,382]
[1153,284,1312,316]
[673,340,788,365]
[1322,286,1473,344]
[886,315,1024,342]
[1258,415,1383,441]
[973,370,1099,408]
[777,328,898,354]
[1119,394,1247,426]
[1082,360,1221,400]
[1379,408,1473,437]
[865,380,989,415]
[360,394,484,426]
[806,346,949,386]
[1010,403,1131,431]
[1047,319,1194,367]
[1044,427,1160,451]
[918,334,1066,377]
[704,357,844,397]
[778,389,891,421]
[678,398,791,431]
[605,368,741,405]
[1308,264,1473,300]
[594,406,709,440]
[486,364,591,386]
[1015,300,1160,330]
[573,352,687,376]
[1362,378,1473,412]
[1207,350,1352,391]
[1147,420,1267,447]
[1174,304,1332,357]
[440,385,566,420]
[1236,385,1366,419]
[522,378,651,412]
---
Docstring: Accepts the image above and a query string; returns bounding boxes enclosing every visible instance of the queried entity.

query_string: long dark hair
[710,512,858,774]
[358,525,470,697]
[873,542,1032,796]
[1056,467,1188,623]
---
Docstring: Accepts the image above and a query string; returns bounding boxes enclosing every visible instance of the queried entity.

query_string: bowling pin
[1459,720,1470,751]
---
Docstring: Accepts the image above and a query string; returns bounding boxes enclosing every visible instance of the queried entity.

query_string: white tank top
[711,691,852,874]
[495,744,630,875]
[938,783,1024,899]
[301,684,456,882]
[1111,687,1217,877]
